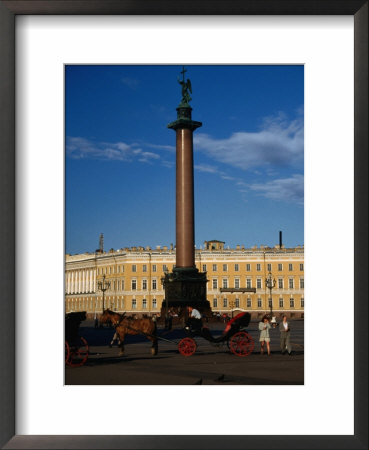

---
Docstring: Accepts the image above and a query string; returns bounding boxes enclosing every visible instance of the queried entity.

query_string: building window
[212,264,217,272]
[222,279,228,289]
[223,264,228,272]
[246,278,252,288]
[202,264,207,272]
[247,298,252,308]
[289,263,293,271]
[117,266,120,273]
[223,298,228,308]
[278,264,283,271]
[142,279,147,290]
[113,280,116,290]
[300,278,304,289]
[132,299,137,309]
[163,264,168,272]
[267,263,272,271]
[234,278,240,289]
[109,267,112,274]
[289,278,294,289]
[132,265,137,273]
[152,264,157,272]
[142,299,147,309]
[300,263,304,271]
[152,279,157,290]
[256,264,261,271]
[213,298,218,308]
[121,279,124,290]
[246,263,251,271]
[143,264,147,273]
[290,298,295,308]
[257,298,262,308]
[234,264,239,272]
[278,278,283,289]
[212,279,218,289]
[152,299,157,309]
[301,297,304,307]
[268,298,272,308]
[131,279,137,290]
[279,297,284,307]
[235,298,240,308]
[256,278,262,289]
[121,265,124,272]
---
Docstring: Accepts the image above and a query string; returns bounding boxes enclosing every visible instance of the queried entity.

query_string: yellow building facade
[65,240,304,319]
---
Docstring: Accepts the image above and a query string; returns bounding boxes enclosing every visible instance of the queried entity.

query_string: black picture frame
[0,1,367,449]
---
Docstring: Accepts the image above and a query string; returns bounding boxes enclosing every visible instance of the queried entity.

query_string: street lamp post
[265,271,276,317]
[161,269,170,328]
[97,274,111,313]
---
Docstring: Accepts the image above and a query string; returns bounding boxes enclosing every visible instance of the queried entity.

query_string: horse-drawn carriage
[178,311,255,357]
[65,311,89,367]
[100,309,254,358]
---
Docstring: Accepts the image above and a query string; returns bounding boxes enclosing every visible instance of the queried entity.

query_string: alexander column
[162,67,210,315]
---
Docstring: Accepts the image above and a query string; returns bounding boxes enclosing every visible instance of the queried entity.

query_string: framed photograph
[0,1,367,449]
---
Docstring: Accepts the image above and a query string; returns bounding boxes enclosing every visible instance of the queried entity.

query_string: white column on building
[71,271,74,294]
[93,270,96,292]
[82,270,86,293]
[89,269,93,292]
[68,271,71,294]
[87,270,90,292]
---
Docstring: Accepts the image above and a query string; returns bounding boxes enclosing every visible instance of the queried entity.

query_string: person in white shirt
[186,306,202,332]
[279,315,292,355]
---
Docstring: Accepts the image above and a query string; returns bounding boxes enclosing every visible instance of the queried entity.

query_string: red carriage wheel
[178,337,197,356]
[66,336,89,367]
[229,331,254,357]
[65,341,70,365]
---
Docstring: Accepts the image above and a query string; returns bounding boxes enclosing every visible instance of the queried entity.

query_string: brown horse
[100,309,158,356]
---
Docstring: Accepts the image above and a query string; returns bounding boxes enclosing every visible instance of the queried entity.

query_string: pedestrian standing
[259,315,271,355]
[279,315,292,355]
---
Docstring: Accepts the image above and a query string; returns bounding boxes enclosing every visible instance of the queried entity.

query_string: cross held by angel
[178,66,192,104]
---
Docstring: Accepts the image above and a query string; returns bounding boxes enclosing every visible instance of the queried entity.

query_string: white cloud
[194,115,303,170]
[66,137,160,163]
[161,160,175,169]
[146,143,175,152]
[249,174,304,204]
[194,164,221,175]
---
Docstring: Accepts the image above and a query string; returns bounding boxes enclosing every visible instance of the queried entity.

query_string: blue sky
[65,65,304,254]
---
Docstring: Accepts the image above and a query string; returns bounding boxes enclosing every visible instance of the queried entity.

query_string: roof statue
[178,66,192,105]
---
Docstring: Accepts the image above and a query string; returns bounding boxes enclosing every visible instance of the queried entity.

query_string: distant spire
[99,233,104,252]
